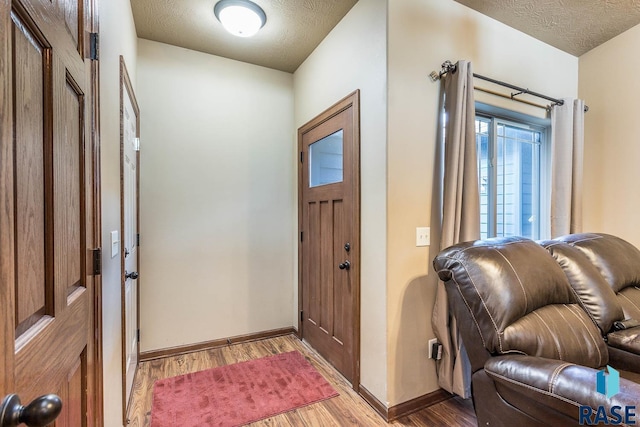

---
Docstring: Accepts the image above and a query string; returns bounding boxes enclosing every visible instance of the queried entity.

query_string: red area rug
[150,351,338,426]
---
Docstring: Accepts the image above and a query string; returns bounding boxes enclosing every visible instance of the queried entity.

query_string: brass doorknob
[0,394,62,427]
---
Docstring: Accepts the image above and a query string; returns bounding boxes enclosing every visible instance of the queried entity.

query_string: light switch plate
[111,230,119,258]
[416,227,430,247]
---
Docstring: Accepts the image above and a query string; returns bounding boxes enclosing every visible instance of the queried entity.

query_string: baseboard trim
[358,385,388,420]
[359,386,451,422]
[387,388,451,421]
[139,327,296,362]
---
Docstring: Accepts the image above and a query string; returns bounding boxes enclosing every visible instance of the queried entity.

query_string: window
[475,105,549,240]
[309,129,343,187]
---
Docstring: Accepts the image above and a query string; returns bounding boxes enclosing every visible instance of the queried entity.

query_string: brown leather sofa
[433,236,640,426]
[540,233,640,374]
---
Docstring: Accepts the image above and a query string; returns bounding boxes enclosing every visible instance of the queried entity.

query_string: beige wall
[99,0,138,425]
[386,0,579,405]
[137,40,295,351]
[579,24,640,248]
[293,0,388,402]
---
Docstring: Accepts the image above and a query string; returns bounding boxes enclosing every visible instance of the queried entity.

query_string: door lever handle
[338,260,350,270]
[125,271,139,280]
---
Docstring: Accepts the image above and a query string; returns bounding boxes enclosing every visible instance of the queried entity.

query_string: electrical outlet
[428,338,438,359]
[416,227,430,247]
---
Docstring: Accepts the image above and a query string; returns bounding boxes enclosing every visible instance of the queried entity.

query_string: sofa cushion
[540,239,624,334]
[554,233,640,321]
[608,327,640,355]
[555,233,640,293]
[618,286,640,321]
[503,304,607,368]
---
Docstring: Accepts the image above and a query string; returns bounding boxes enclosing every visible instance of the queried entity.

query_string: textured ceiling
[130,0,359,73]
[132,0,640,73]
[454,0,640,56]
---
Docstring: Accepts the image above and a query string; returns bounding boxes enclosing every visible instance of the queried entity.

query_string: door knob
[0,394,62,427]
[125,271,139,280]
[338,260,351,270]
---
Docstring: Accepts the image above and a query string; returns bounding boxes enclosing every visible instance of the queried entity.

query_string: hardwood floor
[127,334,477,426]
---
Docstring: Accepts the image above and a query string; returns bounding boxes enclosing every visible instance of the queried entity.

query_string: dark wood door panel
[12,8,50,335]
[15,292,88,403]
[55,353,85,427]
[54,67,85,301]
[13,0,84,79]
[1,0,97,425]
[59,0,83,54]
[299,91,360,387]
[331,199,346,346]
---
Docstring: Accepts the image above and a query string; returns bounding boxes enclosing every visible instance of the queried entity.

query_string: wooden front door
[0,0,98,425]
[298,91,360,387]
[120,57,140,422]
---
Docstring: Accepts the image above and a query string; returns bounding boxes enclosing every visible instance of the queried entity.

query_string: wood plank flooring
[127,334,477,426]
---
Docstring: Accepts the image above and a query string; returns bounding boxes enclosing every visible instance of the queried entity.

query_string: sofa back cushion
[554,233,640,320]
[434,237,608,367]
[540,240,624,334]
[503,304,607,367]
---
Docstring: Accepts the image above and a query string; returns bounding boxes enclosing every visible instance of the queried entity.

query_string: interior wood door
[298,91,360,387]
[120,57,140,422]
[0,0,98,425]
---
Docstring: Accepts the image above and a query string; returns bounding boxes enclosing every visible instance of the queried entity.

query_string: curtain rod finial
[429,70,440,82]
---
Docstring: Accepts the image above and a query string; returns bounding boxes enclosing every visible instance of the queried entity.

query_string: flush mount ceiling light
[214,0,267,38]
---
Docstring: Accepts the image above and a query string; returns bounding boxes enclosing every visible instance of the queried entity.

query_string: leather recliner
[540,233,640,374]
[433,236,640,426]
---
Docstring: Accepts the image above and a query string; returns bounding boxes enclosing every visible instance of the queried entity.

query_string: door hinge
[300,231,303,242]
[300,152,304,163]
[300,310,303,322]
[137,233,140,247]
[91,248,102,275]
[89,32,99,61]
[137,329,140,343]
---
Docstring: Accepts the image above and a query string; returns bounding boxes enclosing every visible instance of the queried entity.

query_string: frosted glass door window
[309,129,343,187]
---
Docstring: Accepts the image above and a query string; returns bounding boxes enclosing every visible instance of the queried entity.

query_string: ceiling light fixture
[214,0,266,38]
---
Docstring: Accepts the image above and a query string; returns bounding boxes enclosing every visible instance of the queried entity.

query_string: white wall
[386,0,579,405]
[137,40,295,351]
[579,23,640,248]
[99,0,138,425]
[294,0,388,403]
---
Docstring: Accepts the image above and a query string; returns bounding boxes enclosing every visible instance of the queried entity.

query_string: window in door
[309,129,344,187]
[475,106,550,240]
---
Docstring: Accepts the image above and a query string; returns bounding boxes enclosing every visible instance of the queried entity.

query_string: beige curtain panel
[551,98,585,237]
[432,60,480,398]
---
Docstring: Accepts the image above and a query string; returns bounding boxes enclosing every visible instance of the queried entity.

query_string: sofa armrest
[608,327,640,354]
[485,355,640,414]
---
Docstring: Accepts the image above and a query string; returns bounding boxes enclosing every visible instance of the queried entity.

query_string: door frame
[90,1,103,424]
[297,90,361,391]
[119,55,140,424]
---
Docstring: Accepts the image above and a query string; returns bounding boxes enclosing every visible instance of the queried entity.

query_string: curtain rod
[475,86,550,111]
[432,60,589,112]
